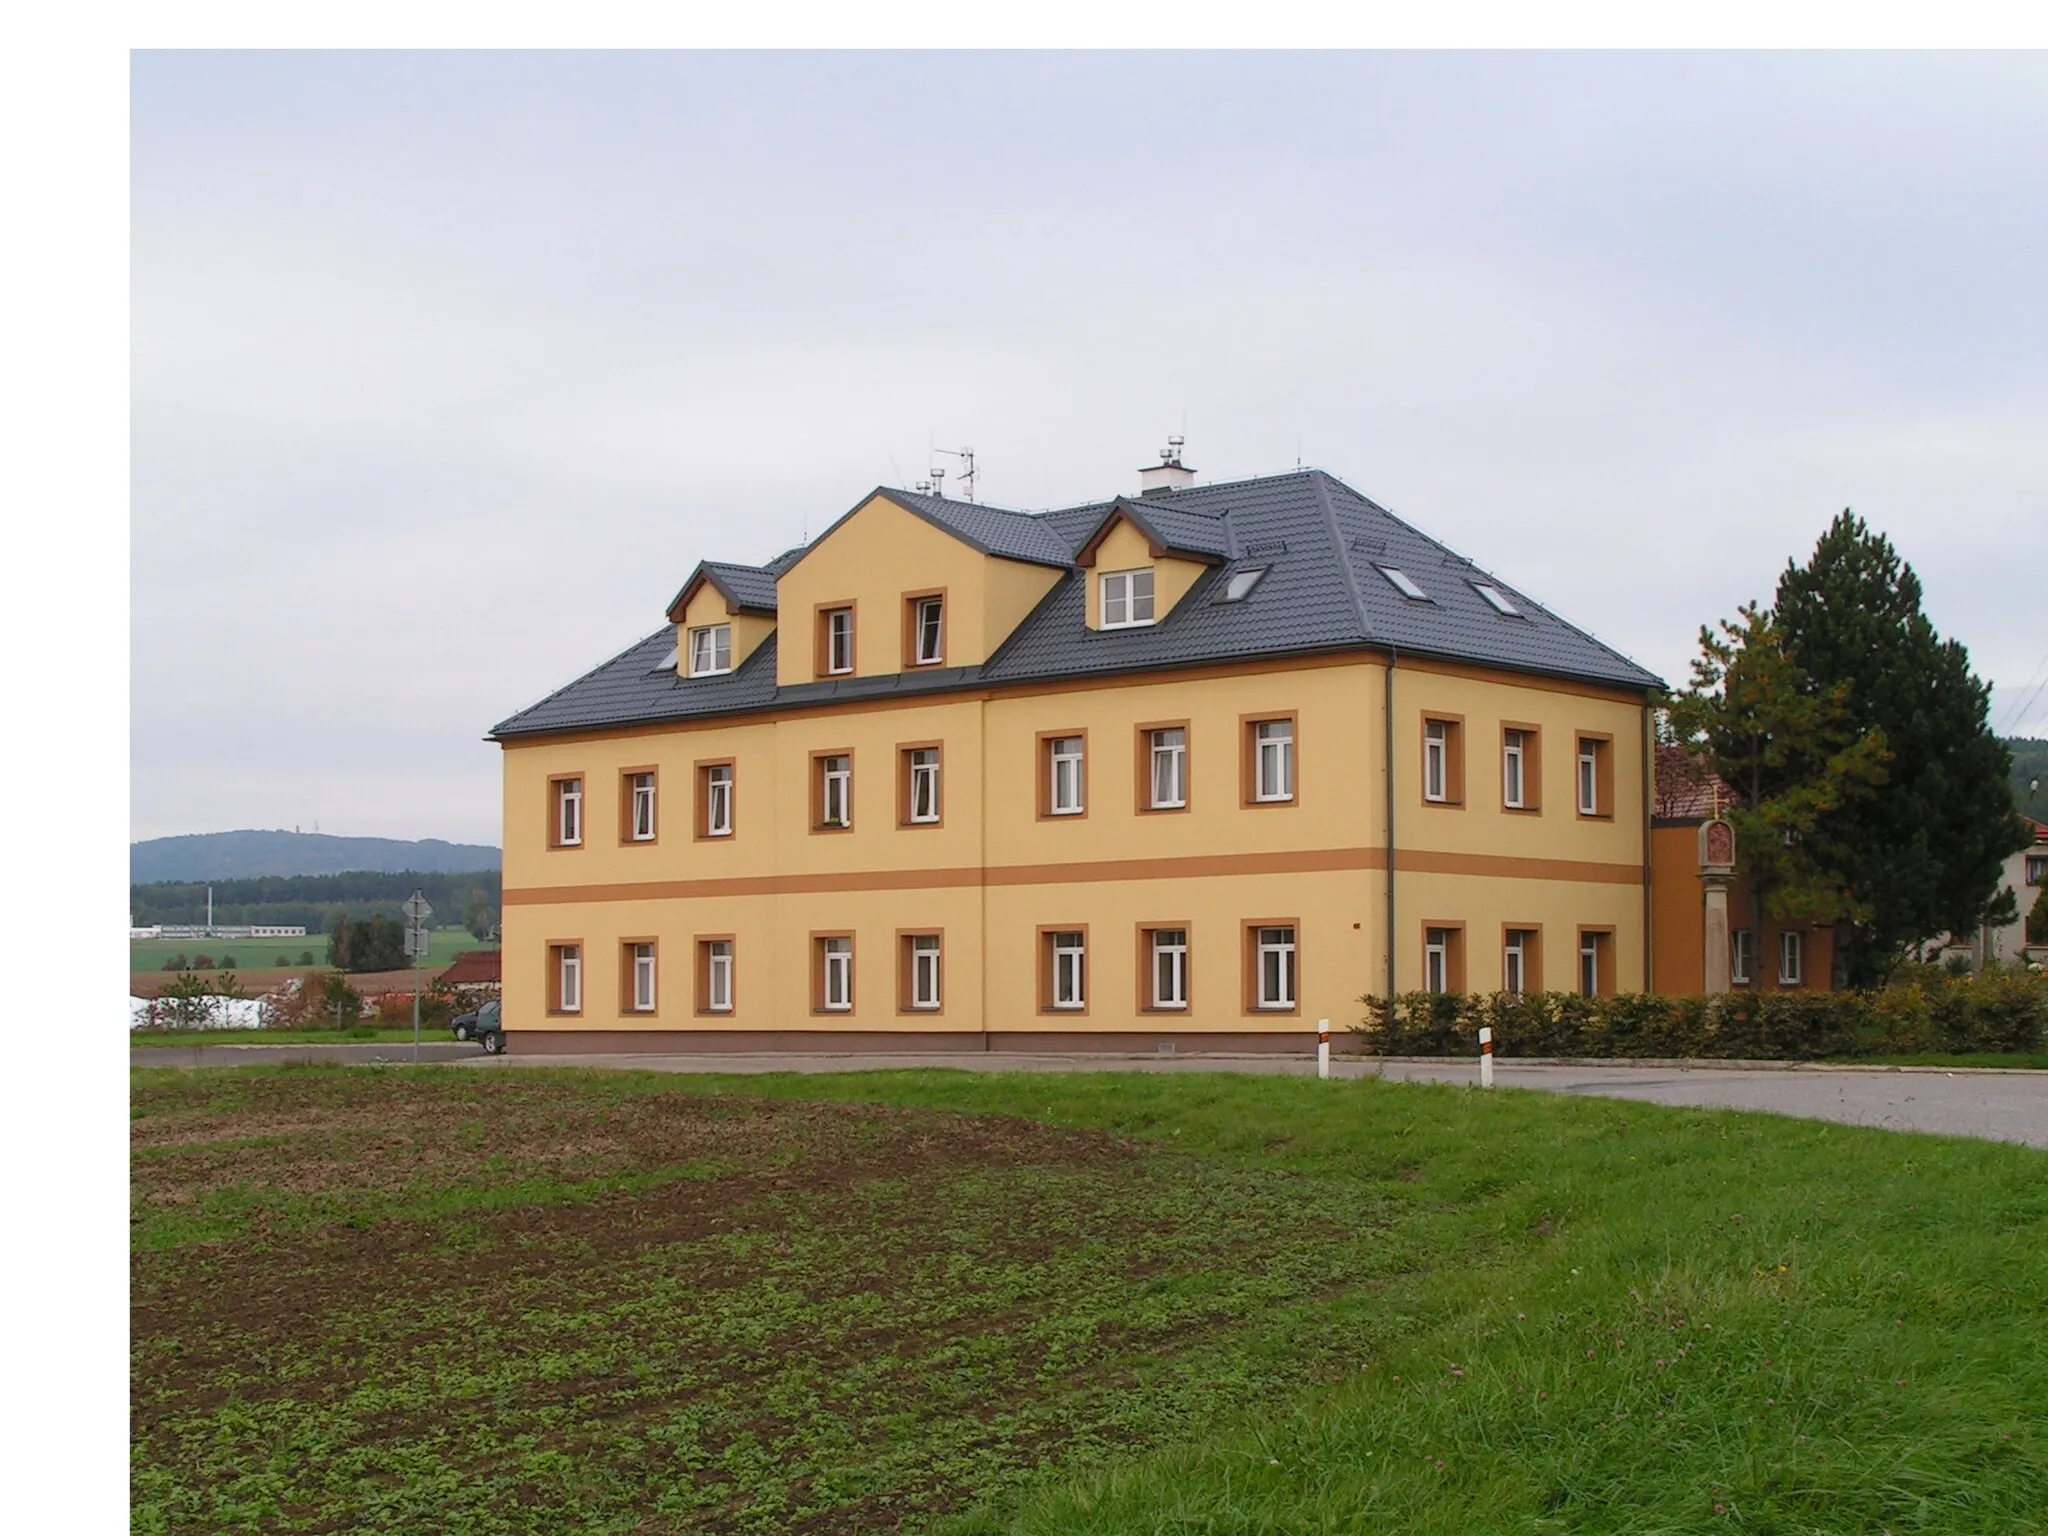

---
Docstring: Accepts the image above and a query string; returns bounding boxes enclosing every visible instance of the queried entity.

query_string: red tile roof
[1655,746,1735,821]
[438,950,502,986]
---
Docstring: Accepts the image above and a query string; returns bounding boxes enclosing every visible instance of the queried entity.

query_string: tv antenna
[933,446,976,502]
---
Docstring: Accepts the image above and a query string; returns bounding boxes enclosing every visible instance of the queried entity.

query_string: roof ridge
[1309,470,1375,645]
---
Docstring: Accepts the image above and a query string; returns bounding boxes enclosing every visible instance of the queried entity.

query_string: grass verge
[130,1027,442,1047]
[131,1066,2047,1534]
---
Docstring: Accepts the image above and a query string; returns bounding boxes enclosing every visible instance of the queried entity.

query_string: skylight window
[1377,566,1429,601]
[652,645,679,673]
[1217,566,1268,603]
[1473,582,1521,616]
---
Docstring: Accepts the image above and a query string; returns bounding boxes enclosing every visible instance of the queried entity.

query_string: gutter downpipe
[1642,698,1655,993]
[1385,647,1398,1005]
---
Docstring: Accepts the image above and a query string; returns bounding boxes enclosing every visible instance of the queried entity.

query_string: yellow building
[492,455,1664,1052]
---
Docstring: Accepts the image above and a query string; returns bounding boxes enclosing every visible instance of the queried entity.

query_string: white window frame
[1049,737,1085,816]
[629,772,656,841]
[1050,932,1086,1010]
[1577,742,1600,816]
[907,748,941,824]
[821,937,853,1011]
[1150,928,1188,1010]
[1148,728,1187,809]
[555,778,583,847]
[913,597,945,665]
[704,763,733,837]
[556,944,582,1013]
[825,608,854,675]
[703,939,733,1013]
[1579,935,1601,998]
[688,623,732,677]
[1778,930,1804,986]
[631,942,656,1012]
[908,934,942,1010]
[1255,926,1297,1010]
[2025,854,2045,887]
[1503,731,1526,810]
[1425,929,1451,994]
[1424,721,1449,803]
[820,755,852,829]
[1731,928,1755,986]
[1504,930,1528,997]
[1100,568,1156,629]
[1254,720,1294,803]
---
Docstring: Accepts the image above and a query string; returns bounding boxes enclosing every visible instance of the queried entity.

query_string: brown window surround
[897,740,945,829]
[1420,920,1467,995]
[813,600,858,679]
[545,940,583,1015]
[1038,924,1091,1016]
[618,766,659,845]
[1501,924,1544,995]
[1037,729,1089,820]
[694,758,737,841]
[1241,918,1302,1016]
[618,937,658,1016]
[1500,723,1543,814]
[1420,712,1466,807]
[1575,732,1616,821]
[1576,926,1617,997]
[896,928,946,1015]
[694,935,736,1016]
[1239,712,1300,808]
[1134,720,1192,814]
[547,773,585,850]
[811,930,856,1014]
[901,588,948,669]
[1136,922,1192,1014]
[811,748,855,833]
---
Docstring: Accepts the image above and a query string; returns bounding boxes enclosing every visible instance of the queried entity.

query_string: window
[551,777,583,848]
[898,745,941,826]
[908,594,945,666]
[1217,566,1268,603]
[816,753,853,830]
[1778,930,1804,986]
[688,623,732,676]
[1250,924,1297,1011]
[1502,732,1527,809]
[1100,568,1156,628]
[1578,929,1613,998]
[903,933,942,1011]
[1249,717,1294,803]
[1046,735,1085,816]
[1146,927,1188,1011]
[700,761,735,838]
[1473,582,1520,616]
[624,771,657,842]
[1418,715,1463,805]
[1424,928,1452,994]
[1145,726,1187,810]
[2026,854,2046,887]
[698,938,734,1014]
[626,942,656,1013]
[1047,931,1086,1011]
[817,936,854,1012]
[1731,928,1756,986]
[549,943,582,1014]
[1377,566,1430,601]
[1504,928,1540,996]
[820,605,855,676]
[1576,735,1613,818]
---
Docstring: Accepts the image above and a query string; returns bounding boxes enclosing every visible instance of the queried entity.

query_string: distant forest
[131,869,501,934]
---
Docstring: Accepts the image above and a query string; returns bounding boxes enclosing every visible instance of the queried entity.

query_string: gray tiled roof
[492,470,1662,739]
[667,559,779,619]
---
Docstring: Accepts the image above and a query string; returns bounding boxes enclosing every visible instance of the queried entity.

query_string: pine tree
[1773,511,2030,983]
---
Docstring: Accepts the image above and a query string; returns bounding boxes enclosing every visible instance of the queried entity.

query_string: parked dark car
[451,998,505,1053]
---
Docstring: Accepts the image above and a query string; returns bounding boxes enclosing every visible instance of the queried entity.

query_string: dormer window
[1100,569,1156,629]
[688,623,732,676]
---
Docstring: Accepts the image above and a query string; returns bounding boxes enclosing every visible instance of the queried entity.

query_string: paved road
[133,1044,2048,1150]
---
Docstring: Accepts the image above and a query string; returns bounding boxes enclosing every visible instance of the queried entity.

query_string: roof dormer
[1074,499,1226,632]
[665,562,777,679]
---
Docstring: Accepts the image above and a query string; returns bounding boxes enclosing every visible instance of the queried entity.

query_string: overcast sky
[131,51,2048,846]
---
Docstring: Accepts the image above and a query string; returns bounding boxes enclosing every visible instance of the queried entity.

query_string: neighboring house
[437,949,503,991]
[489,452,1669,1053]
[1648,748,1836,992]
[1921,815,2048,968]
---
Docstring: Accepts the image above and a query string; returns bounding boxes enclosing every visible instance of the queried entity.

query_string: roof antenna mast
[933,446,976,502]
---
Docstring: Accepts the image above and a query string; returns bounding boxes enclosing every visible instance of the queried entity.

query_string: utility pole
[402,891,433,1064]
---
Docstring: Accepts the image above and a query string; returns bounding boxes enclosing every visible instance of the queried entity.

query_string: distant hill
[132,830,502,883]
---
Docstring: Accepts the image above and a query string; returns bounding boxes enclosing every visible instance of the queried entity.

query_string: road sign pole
[402,890,434,1066]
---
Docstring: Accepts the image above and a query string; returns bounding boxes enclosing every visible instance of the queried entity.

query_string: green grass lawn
[129,1067,2048,1534]
[130,928,492,974]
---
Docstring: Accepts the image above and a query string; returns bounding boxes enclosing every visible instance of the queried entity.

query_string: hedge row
[1354,973,2047,1060]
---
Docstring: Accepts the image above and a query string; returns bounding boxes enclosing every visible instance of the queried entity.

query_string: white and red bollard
[1317,1020,1331,1079]
[1479,1025,1494,1089]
